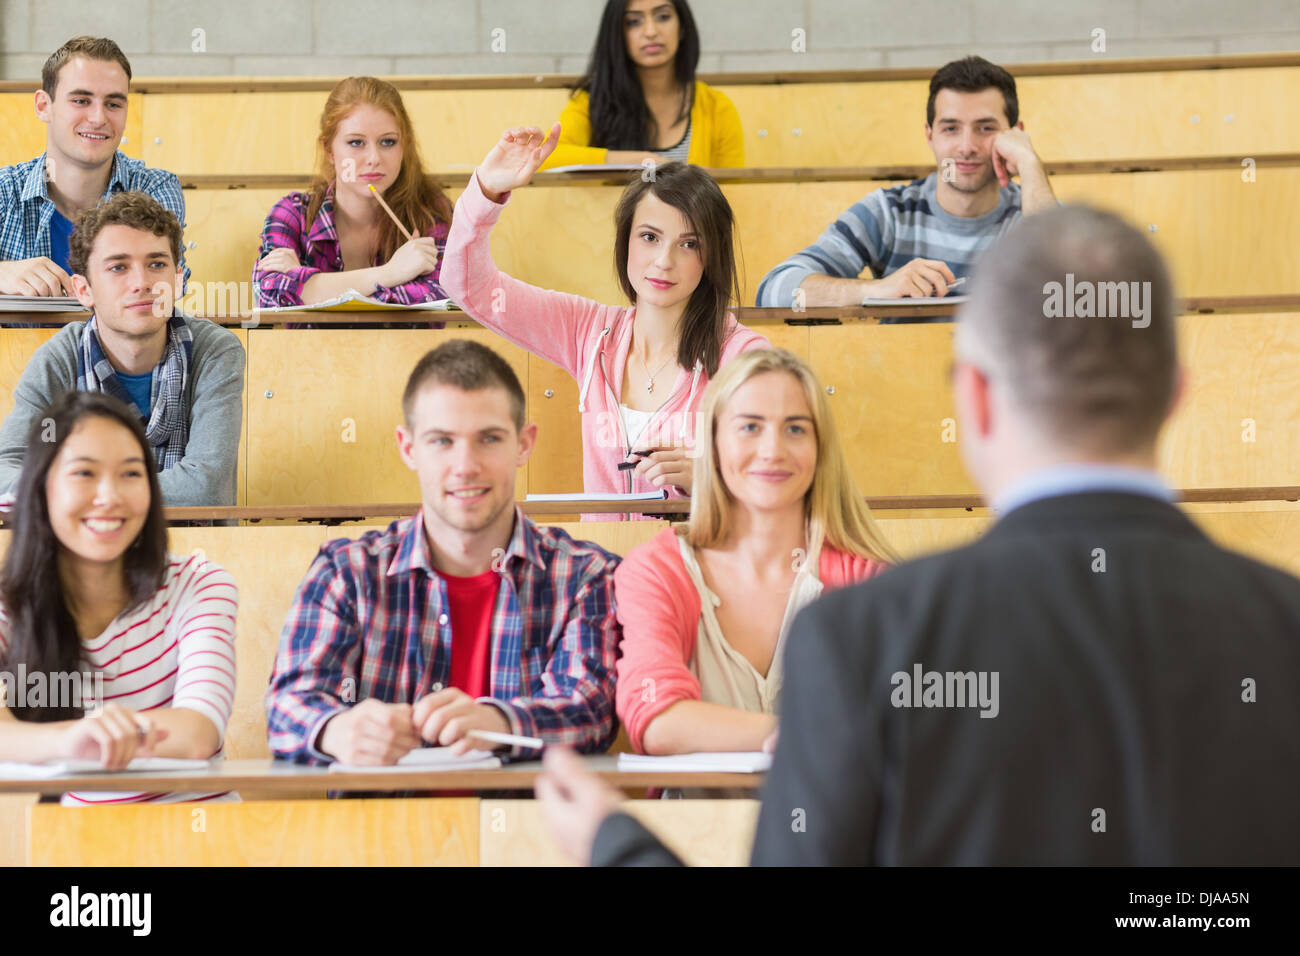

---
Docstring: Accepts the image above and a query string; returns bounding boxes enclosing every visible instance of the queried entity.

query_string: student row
[0,340,898,806]
[2,34,1056,314]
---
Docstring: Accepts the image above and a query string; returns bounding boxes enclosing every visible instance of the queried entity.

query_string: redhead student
[541,0,743,170]
[252,76,453,309]
[0,391,238,805]
[614,349,899,754]
[441,124,768,514]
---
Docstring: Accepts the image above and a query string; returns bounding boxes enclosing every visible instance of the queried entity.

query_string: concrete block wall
[1,0,1298,80]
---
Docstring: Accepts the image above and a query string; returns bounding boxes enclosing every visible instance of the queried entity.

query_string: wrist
[475,170,505,204]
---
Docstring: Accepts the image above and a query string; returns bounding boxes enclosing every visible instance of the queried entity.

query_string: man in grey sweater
[0,191,243,506]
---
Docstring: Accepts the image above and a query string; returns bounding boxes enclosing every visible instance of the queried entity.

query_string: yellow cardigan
[540,81,745,170]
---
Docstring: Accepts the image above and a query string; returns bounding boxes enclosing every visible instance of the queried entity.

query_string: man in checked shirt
[265,340,622,766]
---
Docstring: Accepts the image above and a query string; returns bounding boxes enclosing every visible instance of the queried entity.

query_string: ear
[516,422,538,468]
[34,89,52,123]
[71,272,94,311]
[923,121,934,150]
[1016,120,1025,131]
[395,424,416,472]
[1164,362,1188,423]
[954,362,994,440]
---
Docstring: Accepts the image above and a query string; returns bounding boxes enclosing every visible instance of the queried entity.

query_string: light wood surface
[29,797,480,866]
[169,168,1300,305]
[0,755,765,796]
[244,327,529,505]
[480,798,759,866]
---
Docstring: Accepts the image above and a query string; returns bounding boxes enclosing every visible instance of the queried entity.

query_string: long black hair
[0,392,168,722]
[577,0,701,151]
[613,162,741,376]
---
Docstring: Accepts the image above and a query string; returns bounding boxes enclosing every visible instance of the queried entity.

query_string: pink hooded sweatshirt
[613,527,890,752]
[439,174,770,515]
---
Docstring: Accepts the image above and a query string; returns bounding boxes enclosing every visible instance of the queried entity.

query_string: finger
[992,147,1008,186]
[538,121,562,163]
[915,266,947,297]
[25,269,57,298]
[924,259,957,284]
[46,260,72,289]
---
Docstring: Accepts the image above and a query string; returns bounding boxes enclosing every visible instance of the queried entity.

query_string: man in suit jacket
[536,204,1300,865]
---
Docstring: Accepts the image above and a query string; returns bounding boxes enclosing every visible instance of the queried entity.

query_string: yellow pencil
[367,184,414,241]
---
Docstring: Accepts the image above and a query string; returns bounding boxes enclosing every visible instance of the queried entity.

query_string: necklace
[636,350,675,393]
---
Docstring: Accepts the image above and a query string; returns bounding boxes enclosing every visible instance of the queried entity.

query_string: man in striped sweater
[756,56,1058,315]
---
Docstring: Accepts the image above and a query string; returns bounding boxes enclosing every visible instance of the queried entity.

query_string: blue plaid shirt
[0,150,189,298]
[266,508,622,764]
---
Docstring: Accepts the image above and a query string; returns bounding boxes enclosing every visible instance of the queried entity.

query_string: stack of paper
[860,294,968,306]
[617,751,772,773]
[0,294,86,312]
[258,291,461,313]
[524,490,669,503]
[546,164,647,174]
[0,757,212,779]
[329,747,502,774]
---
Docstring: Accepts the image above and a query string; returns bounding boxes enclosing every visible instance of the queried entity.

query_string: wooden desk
[0,755,764,796]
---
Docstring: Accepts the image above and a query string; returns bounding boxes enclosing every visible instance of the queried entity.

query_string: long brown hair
[685,349,900,566]
[306,76,453,264]
[613,162,742,377]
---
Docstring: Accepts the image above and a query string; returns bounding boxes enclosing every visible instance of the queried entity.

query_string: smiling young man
[265,340,622,768]
[0,37,188,310]
[0,191,244,506]
[756,56,1057,311]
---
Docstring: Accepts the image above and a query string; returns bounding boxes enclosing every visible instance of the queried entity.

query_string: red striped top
[0,553,240,805]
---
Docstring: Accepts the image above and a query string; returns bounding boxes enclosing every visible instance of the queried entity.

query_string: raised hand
[475,122,562,202]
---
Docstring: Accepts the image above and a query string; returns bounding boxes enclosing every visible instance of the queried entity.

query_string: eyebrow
[343,130,399,138]
[627,3,673,14]
[421,426,510,438]
[66,455,146,464]
[936,116,1000,125]
[733,413,814,423]
[636,223,699,238]
[66,88,127,102]
[101,252,171,263]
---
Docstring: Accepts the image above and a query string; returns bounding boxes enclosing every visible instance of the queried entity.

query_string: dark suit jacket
[592,493,1300,866]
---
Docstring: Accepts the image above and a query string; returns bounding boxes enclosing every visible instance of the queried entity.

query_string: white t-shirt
[0,553,240,805]
[619,404,657,450]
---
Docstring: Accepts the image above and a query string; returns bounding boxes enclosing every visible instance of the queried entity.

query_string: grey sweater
[0,314,245,506]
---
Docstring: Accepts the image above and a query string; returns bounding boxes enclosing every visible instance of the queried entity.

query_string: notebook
[0,757,212,779]
[524,490,669,503]
[617,752,772,773]
[546,164,647,174]
[329,747,502,774]
[0,294,86,312]
[860,294,968,306]
[257,291,461,313]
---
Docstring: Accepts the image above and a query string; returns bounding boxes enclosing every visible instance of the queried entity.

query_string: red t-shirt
[440,568,501,700]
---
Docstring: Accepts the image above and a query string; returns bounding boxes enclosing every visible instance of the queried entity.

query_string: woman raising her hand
[439,122,767,516]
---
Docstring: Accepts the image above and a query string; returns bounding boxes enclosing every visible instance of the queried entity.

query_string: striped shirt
[266,508,621,765]
[0,152,189,308]
[755,172,1022,318]
[0,553,239,806]
[657,121,692,162]
[252,189,450,308]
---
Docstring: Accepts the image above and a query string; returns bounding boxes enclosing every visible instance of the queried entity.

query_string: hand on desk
[0,256,72,296]
[318,698,421,766]
[62,703,169,771]
[412,687,511,756]
[536,748,626,866]
[256,247,300,275]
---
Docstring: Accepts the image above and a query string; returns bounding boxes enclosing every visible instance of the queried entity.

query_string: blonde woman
[613,348,899,754]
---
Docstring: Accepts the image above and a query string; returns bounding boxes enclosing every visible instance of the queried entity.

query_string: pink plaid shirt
[253,188,450,307]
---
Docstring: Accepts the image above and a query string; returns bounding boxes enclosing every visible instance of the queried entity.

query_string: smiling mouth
[646,278,675,289]
[83,517,125,534]
[77,131,110,142]
[447,488,489,500]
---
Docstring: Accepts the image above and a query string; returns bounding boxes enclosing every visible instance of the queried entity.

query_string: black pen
[617,449,656,470]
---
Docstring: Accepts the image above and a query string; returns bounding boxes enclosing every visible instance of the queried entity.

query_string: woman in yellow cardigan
[541,0,744,170]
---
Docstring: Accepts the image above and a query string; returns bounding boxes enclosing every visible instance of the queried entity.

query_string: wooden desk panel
[29,798,479,866]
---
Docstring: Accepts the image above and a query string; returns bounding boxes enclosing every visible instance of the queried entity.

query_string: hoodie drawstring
[577,328,611,413]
